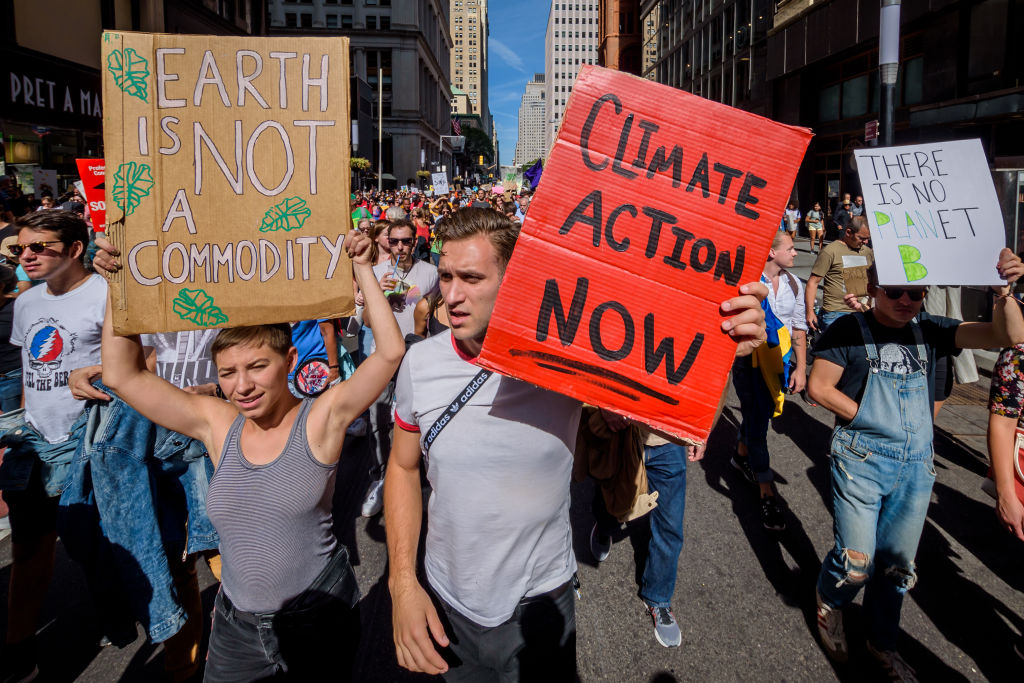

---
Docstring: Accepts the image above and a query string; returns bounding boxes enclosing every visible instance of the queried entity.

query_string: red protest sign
[477,66,811,443]
[75,158,106,232]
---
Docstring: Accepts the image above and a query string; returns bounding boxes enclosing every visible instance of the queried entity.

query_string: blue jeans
[816,314,934,651]
[731,357,775,483]
[820,310,850,330]
[0,368,22,413]
[640,443,687,608]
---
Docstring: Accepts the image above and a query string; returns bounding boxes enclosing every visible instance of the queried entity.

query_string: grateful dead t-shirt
[10,274,106,443]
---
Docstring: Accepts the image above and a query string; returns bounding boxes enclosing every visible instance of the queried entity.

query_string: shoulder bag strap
[422,368,492,456]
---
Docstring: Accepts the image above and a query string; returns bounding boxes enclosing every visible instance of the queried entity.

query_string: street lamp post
[879,0,901,147]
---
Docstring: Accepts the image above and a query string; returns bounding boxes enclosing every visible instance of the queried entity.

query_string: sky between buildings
[488,0,550,166]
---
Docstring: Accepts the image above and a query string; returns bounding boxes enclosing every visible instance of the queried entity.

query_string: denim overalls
[817,313,936,651]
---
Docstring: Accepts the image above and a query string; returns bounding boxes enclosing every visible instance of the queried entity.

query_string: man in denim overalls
[807,251,1024,681]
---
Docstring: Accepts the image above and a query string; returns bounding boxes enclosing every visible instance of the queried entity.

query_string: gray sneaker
[647,605,681,648]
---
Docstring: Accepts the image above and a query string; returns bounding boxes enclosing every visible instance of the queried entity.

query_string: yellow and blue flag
[751,299,792,418]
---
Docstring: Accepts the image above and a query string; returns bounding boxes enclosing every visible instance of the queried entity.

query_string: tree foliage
[350,157,371,171]
[463,127,494,164]
[519,158,541,173]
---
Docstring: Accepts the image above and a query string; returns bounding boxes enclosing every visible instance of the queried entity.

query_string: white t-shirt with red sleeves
[394,330,581,627]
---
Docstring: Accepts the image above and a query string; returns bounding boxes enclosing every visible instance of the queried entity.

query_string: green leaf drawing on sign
[172,289,229,328]
[111,161,155,217]
[260,197,311,232]
[898,244,928,282]
[106,47,150,102]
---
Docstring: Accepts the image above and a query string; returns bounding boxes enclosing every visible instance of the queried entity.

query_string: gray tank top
[207,399,338,612]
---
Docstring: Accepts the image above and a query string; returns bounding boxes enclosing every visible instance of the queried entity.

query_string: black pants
[430,579,577,683]
[203,547,361,682]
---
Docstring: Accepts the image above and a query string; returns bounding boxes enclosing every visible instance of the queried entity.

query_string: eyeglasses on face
[388,237,414,246]
[9,241,63,257]
[880,287,925,302]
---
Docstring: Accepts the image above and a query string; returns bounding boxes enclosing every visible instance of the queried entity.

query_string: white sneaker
[346,416,367,437]
[361,479,384,517]
[866,641,918,682]
[816,590,848,662]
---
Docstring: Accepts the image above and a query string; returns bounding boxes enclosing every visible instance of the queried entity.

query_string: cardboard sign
[102,31,352,334]
[477,65,811,443]
[76,158,106,232]
[431,172,449,195]
[854,139,1004,286]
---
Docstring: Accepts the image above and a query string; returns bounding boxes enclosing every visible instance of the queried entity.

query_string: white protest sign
[33,168,57,197]
[431,172,449,195]
[854,139,1003,286]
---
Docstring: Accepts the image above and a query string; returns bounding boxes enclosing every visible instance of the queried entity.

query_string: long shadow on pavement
[706,406,964,681]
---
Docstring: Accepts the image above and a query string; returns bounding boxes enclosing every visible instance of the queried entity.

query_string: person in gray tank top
[99,231,404,681]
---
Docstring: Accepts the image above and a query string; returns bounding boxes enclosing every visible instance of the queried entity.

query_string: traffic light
[478,155,484,165]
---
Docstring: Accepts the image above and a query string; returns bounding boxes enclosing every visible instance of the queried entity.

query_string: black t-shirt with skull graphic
[814,310,961,418]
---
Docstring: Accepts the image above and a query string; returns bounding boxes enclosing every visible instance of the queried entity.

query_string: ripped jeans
[816,313,935,651]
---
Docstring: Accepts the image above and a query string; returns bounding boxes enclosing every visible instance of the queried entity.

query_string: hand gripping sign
[102,31,353,334]
[477,66,811,443]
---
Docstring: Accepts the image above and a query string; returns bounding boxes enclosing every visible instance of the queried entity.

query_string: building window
[326,15,339,28]
[300,13,313,28]
[285,12,297,27]
[380,15,390,30]
[367,15,377,29]
[342,14,353,28]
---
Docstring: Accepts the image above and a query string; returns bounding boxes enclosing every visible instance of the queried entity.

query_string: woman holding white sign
[100,231,404,680]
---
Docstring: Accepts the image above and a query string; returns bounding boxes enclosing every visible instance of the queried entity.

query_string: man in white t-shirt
[385,208,769,680]
[1,210,107,679]
[361,219,438,517]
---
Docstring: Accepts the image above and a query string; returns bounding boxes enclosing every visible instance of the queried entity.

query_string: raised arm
[101,294,233,457]
[306,232,404,460]
[955,249,1024,350]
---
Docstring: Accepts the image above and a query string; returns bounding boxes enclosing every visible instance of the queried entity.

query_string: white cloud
[490,38,527,73]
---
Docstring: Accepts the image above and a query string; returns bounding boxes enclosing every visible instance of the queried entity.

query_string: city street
[2,244,1020,681]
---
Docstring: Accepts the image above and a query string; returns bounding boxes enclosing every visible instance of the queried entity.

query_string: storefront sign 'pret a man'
[478,65,812,443]
[102,31,352,334]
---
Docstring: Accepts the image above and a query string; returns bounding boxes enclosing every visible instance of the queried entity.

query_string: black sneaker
[760,495,786,531]
[730,453,756,484]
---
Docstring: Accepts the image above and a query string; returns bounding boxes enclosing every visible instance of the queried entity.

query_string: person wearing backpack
[731,231,808,531]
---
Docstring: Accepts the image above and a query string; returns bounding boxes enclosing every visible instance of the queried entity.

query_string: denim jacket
[0,408,86,496]
[58,381,220,643]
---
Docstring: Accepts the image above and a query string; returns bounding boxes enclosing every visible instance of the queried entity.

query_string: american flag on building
[451,118,462,136]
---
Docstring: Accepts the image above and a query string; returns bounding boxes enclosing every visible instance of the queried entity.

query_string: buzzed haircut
[848,215,869,232]
[436,207,520,269]
[211,324,293,364]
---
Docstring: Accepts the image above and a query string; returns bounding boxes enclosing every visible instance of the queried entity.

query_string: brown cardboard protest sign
[477,65,812,443]
[844,266,869,297]
[102,31,352,334]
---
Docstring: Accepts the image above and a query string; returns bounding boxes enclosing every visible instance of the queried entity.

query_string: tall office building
[268,0,452,188]
[513,74,546,167]
[544,1,600,152]
[450,0,491,137]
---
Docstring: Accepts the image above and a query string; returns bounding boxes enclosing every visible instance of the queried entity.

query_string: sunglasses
[880,287,925,302]
[388,237,414,246]
[8,241,63,257]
